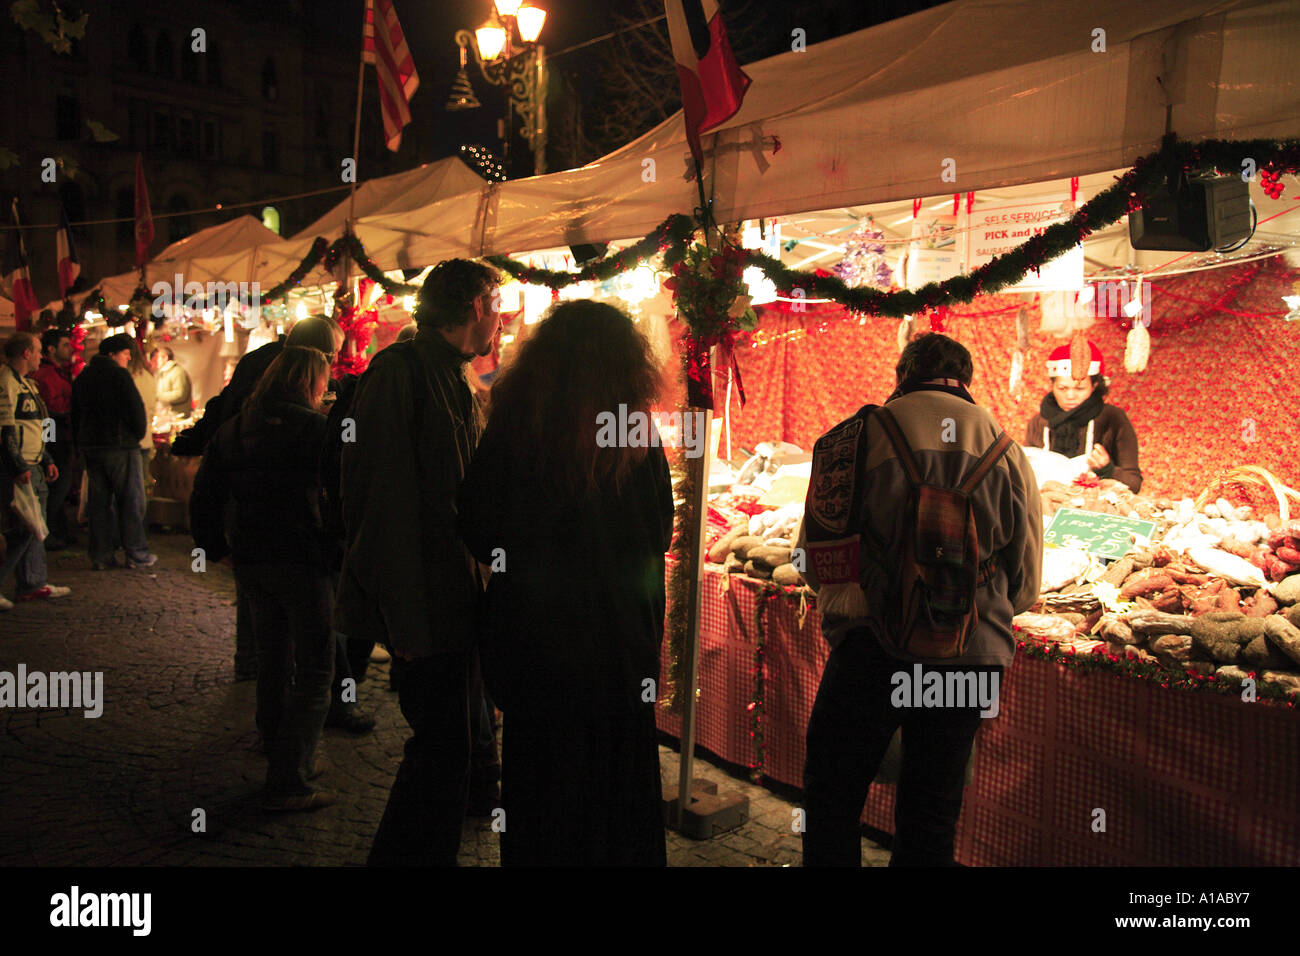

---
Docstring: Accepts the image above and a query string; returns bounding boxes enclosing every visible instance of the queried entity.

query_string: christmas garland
[486,214,696,288]
[241,134,1300,326]
[749,582,775,783]
[1015,638,1298,707]
[259,234,420,305]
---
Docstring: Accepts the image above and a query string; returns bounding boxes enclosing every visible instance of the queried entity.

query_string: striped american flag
[364,0,420,152]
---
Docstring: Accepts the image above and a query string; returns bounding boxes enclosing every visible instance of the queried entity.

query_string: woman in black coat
[191,345,337,811]
[457,300,674,866]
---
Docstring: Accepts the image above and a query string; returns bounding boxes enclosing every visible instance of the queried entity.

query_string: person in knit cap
[1023,340,1143,492]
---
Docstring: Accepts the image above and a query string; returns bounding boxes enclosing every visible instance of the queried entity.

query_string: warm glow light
[493,0,523,16]
[516,4,546,42]
[224,312,234,343]
[402,295,415,312]
[476,24,506,59]
[295,301,308,321]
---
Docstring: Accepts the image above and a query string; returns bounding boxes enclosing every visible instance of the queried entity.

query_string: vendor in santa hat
[1023,340,1143,492]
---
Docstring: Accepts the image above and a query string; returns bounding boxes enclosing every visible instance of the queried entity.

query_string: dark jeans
[1,469,48,594]
[802,629,996,866]
[369,650,473,866]
[237,564,336,795]
[45,422,75,541]
[83,448,149,564]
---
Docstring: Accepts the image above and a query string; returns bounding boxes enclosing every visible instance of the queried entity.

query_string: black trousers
[236,564,335,796]
[802,629,996,866]
[368,650,473,866]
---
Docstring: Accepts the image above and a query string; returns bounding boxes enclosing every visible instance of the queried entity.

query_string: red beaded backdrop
[715,258,1300,501]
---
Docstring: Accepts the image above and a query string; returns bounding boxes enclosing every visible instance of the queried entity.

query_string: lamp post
[449,1,548,177]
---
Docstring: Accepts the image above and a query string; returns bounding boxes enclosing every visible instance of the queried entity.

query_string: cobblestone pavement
[0,530,887,867]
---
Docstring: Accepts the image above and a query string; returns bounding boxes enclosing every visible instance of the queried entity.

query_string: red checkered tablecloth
[657,568,1300,865]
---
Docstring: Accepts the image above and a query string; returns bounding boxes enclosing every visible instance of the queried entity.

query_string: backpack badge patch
[809,418,862,535]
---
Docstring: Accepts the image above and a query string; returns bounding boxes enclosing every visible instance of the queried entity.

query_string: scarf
[1040,390,1105,457]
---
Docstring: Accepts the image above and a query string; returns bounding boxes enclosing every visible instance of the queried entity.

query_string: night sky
[316,0,948,173]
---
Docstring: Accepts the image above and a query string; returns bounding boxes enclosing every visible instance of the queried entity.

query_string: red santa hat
[1046,340,1104,379]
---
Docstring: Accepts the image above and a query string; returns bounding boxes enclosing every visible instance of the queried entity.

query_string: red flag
[665,0,751,170]
[364,0,420,152]
[2,200,41,331]
[134,154,154,268]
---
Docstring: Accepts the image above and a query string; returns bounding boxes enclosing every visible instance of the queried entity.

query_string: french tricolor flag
[56,203,80,297]
[665,0,751,171]
[2,199,41,331]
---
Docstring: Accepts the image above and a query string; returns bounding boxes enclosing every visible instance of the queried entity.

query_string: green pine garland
[1015,638,1298,707]
[486,214,696,288]
[243,135,1300,322]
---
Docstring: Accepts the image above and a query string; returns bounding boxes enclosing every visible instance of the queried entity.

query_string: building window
[261,58,278,101]
[154,32,174,77]
[128,99,147,148]
[167,195,192,243]
[180,42,200,83]
[56,91,80,140]
[201,119,217,160]
[207,43,222,86]
[262,128,279,171]
[153,110,172,153]
[128,23,148,70]
[176,114,195,158]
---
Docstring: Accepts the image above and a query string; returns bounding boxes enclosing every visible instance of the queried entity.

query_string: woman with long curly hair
[457,300,674,866]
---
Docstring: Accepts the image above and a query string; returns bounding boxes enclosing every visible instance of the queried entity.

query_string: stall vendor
[1024,341,1143,492]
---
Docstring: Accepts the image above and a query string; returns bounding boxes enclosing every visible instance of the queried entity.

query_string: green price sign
[1043,507,1156,560]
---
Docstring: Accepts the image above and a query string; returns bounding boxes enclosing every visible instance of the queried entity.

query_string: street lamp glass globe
[493,0,524,16]
[476,24,507,60]
[517,5,546,42]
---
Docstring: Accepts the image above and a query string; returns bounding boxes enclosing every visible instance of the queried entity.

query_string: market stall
[651,263,1300,863]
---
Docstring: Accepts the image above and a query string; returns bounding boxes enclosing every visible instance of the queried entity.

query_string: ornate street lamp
[448,3,548,177]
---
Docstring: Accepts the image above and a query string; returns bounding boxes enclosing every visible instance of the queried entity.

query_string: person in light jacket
[151,345,192,415]
[798,333,1042,866]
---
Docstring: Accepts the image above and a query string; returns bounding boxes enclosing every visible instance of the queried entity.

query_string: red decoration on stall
[1071,176,1079,204]
[912,198,922,219]
[69,325,87,377]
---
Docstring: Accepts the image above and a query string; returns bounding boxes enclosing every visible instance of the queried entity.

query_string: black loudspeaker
[1129,175,1252,252]
[569,242,609,265]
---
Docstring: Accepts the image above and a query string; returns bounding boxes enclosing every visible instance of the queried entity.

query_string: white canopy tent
[289,157,486,241]
[92,215,284,308]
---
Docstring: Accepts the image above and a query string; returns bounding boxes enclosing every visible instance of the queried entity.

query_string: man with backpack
[333,259,502,866]
[798,333,1042,866]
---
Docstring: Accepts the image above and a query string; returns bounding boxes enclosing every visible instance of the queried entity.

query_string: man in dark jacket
[334,259,501,866]
[70,333,157,570]
[798,334,1041,866]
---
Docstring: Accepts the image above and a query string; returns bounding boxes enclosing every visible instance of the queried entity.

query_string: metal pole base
[663,780,750,841]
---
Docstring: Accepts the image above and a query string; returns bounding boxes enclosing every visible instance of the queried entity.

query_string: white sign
[967,198,1082,292]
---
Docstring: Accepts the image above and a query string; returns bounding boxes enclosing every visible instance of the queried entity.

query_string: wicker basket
[1194,465,1300,523]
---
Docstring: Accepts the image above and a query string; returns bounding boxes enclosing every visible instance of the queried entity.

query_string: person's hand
[45,463,58,482]
[1087,443,1110,471]
[15,469,31,485]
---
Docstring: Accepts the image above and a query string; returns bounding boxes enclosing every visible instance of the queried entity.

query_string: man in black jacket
[70,334,157,571]
[334,259,501,866]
